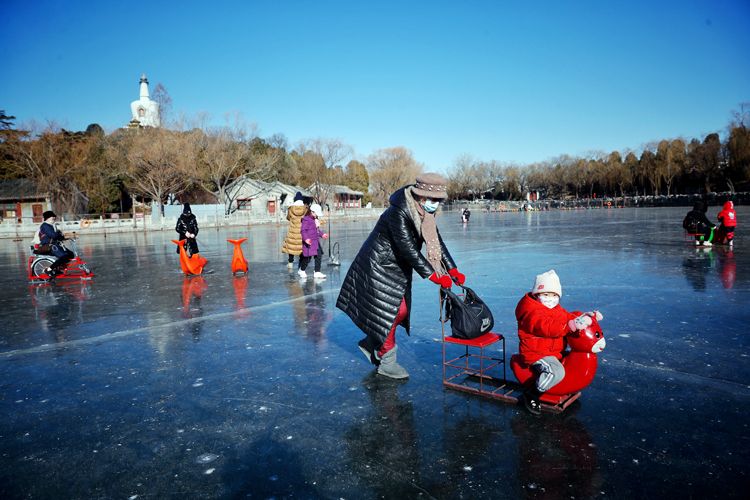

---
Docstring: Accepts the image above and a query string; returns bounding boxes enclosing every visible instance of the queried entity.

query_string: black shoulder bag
[440,284,495,339]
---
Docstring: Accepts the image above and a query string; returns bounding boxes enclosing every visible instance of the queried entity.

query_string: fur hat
[411,172,448,200]
[42,210,56,220]
[532,270,562,297]
[310,203,323,218]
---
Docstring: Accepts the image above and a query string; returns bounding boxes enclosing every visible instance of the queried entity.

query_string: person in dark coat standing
[176,203,200,256]
[336,172,466,379]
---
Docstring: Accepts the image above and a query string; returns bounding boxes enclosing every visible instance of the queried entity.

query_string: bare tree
[725,104,750,192]
[246,138,284,180]
[296,138,353,204]
[121,128,189,216]
[151,83,172,127]
[343,160,369,193]
[640,146,659,195]
[190,128,249,213]
[8,122,93,215]
[367,147,423,205]
[688,133,722,193]
[447,154,475,198]
[606,151,632,197]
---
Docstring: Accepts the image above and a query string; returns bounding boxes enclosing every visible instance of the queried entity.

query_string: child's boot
[524,388,542,415]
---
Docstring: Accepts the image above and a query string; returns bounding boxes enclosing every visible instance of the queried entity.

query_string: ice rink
[1,206,748,498]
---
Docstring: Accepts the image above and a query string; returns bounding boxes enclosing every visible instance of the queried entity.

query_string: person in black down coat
[336,172,467,379]
[682,200,715,246]
[175,203,200,256]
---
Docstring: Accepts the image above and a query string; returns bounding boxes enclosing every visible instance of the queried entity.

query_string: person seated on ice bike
[37,210,74,277]
[683,201,715,246]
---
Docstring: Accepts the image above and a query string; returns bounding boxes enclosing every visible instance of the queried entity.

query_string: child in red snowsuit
[515,270,603,414]
[716,201,737,246]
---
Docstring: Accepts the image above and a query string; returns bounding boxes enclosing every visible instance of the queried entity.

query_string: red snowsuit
[515,293,579,365]
[717,201,737,228]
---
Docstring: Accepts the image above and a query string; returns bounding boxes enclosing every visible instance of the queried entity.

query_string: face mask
[422,200,440,213]
[539,295,559,309]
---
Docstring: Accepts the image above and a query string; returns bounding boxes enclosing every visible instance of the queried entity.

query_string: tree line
[0,114,415,215]
[447,104,750,201]
[2,103,748,215]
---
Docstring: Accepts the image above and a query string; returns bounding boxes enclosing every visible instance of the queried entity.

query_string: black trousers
[50,245,75,271]
[300,246,322,272]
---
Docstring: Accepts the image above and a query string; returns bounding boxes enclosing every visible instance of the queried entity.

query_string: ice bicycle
[27,237,94,283]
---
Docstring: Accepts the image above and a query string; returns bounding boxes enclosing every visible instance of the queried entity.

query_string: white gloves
[568,311,604,332]
[568,314,593,332]
[586,310,604,321]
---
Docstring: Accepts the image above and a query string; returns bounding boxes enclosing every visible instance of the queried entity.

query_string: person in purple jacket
[298,203,329,279]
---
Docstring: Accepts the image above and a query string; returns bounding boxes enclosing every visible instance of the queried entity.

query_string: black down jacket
[682,201,714,235]
[336,186,456,347]
[175,212,200,254]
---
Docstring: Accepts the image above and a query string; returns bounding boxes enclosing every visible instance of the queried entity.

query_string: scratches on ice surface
[0,288,337,359]
[605,357,750,394]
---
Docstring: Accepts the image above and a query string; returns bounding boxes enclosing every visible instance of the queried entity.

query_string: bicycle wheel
[32,257,55,277]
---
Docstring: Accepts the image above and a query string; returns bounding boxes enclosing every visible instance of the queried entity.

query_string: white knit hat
[310,203,323,218]
[532,270,562,297]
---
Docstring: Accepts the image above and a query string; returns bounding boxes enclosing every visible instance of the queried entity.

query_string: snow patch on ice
[196,453,219,464]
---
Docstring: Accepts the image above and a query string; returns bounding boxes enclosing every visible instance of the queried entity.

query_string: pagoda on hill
[127,74,160,128]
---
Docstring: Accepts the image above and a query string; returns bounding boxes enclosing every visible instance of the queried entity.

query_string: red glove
[429,272,452,288]
[448,268,465,285]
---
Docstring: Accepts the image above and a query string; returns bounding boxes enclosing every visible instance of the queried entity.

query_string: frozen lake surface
[1,206,749,498]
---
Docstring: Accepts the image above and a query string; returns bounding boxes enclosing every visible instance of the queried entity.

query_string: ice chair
[440,296,517,404]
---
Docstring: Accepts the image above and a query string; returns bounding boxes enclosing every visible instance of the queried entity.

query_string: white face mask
[538,295,559,309]
[422,200,440,213]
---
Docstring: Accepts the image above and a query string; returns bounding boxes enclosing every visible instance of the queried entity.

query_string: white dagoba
[129,74,160,127]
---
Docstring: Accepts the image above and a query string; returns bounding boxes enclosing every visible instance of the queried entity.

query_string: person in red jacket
[716,200,737,246]
[515,270,603,414]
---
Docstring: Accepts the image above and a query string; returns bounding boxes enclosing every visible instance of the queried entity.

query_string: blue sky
[2,0,749,173]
